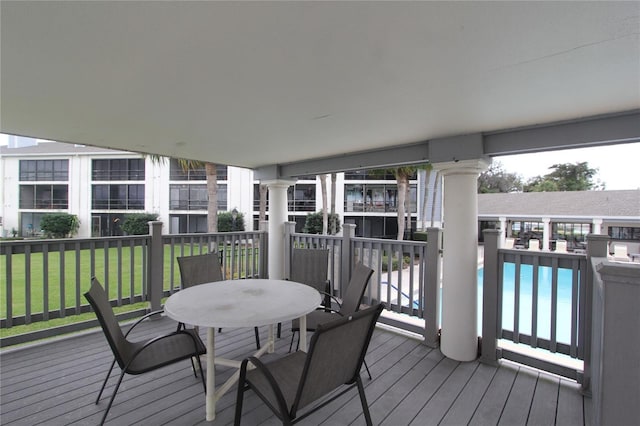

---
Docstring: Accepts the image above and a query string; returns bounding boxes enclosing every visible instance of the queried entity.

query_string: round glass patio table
[164,279,321,422]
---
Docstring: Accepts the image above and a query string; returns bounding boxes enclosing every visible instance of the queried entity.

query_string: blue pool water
[478,263,576,343]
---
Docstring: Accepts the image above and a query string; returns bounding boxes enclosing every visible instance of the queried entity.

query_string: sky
[494,142,640,190]
[1,135,638,190]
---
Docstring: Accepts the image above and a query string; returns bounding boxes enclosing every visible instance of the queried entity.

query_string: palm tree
[148,156,219,232]
[320,174,328,234]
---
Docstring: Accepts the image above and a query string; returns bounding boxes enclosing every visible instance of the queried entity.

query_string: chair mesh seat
[246,351,307,410]
[124,329,206,374]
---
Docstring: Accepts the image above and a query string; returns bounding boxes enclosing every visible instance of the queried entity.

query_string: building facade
[2,139,637,254]
[1,140,428,239]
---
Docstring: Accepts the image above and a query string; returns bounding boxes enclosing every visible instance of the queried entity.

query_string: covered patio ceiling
[1,1,639,173]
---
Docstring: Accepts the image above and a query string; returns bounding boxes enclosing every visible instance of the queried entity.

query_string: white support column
[499,216,507,247]
[436,158,490,361]
[263,179,295,279]
[593,218,603,234]
[542,217,551,251]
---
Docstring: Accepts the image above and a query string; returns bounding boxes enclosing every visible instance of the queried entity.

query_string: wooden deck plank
[439,362,499,426]
[528,372,560,426]
[468,362,519,426]
[498,367,539,425]
[557,378,587,426]
[380,356,459,425]
[409,359,479,426]
[0,316,589,426]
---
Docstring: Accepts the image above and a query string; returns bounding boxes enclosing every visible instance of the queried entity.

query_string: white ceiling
[1,1,639,170]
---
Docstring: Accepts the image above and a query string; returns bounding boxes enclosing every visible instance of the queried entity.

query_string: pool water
[478,263,576,343]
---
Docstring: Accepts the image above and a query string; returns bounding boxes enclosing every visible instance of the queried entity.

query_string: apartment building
[0,139,426,238]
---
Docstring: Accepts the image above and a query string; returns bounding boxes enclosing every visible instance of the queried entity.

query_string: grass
[1,244,260,337]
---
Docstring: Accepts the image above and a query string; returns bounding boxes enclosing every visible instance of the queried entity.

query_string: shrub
[218,210,245,232]
[40,213,80,238]
[303,211,342,235]
[121,213,159,235]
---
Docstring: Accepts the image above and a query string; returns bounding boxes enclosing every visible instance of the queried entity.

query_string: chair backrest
[613,244,629,261]
[504,238,515,249]
[84,277,129,369]
[555,240,568,253]
[290,248,329,293]
[177,252,224,289]
[292,303,384,414]
[527,239,540,250]
[339,263,374,315]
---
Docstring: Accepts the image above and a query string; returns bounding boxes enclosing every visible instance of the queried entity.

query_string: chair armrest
[241,356,290,418]
[123,329,204,372]
[124,309,164,338]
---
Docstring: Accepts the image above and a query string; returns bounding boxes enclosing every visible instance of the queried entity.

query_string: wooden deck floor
[1,316,590,425]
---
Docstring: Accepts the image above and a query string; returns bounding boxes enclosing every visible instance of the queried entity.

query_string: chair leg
[254,327,261,349]
[234,365,248,425]
[195,353,206,392]
[356,375,373,426]
[289,330,297,352]
[99,369,127,426]
[363,359,372,380]
[277,322,282,338]
[96,358,116,404]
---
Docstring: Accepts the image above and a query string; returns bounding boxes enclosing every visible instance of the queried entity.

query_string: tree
[40,213,79,238]
[478,161,523,193]
[149,156,220,232]
[121,213,159,235]
[320,174,329,234]
[303,211,341,235]
[524,162,601,192]
[217,210,245,232]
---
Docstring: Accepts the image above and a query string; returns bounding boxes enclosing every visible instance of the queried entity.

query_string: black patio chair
[234,303,384,426]
[177,252,262,349]
[289,262,375,379]
[85,278,206,426]
[290,248,333,310]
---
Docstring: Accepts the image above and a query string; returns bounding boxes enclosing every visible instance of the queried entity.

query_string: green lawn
[1,244,260,337]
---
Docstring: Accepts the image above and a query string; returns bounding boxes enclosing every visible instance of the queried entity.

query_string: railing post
[284,222,296,279]
[147,221,163,313]
[341,224,356,292]
[259,220,269,279]
[480,229,500,364]
[424,227,442,348]
[582,233,610,392]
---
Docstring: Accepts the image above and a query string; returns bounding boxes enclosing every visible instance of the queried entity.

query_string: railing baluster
[117,240,123,306]
[75,241,81,315]
[43,244,49,321]
[25,245,31,324]
[530,256,539,348]
[5,246,13,328]
[513,256,521,343]
[550,259,559,353]
[59,242,65,318]
[570,258,580,358]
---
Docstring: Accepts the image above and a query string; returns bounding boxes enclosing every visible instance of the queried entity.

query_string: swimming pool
[478,263,577,343]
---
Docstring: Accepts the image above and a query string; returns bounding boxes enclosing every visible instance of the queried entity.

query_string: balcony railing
[2,221,626,393]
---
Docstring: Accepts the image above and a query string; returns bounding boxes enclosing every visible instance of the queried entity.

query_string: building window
[19,160,68,181]
[169,214,208,233]
[92,184,145,209]
[344,183,414,213]
[169,161,228,181]
[288,184,316,212]
[169,184,228,211]
[20,212,48,237]
[19,184,68,209]
[552,222,591,244]
[92,158,145,181]
[170,184,208,210]
[609,226,640,241]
